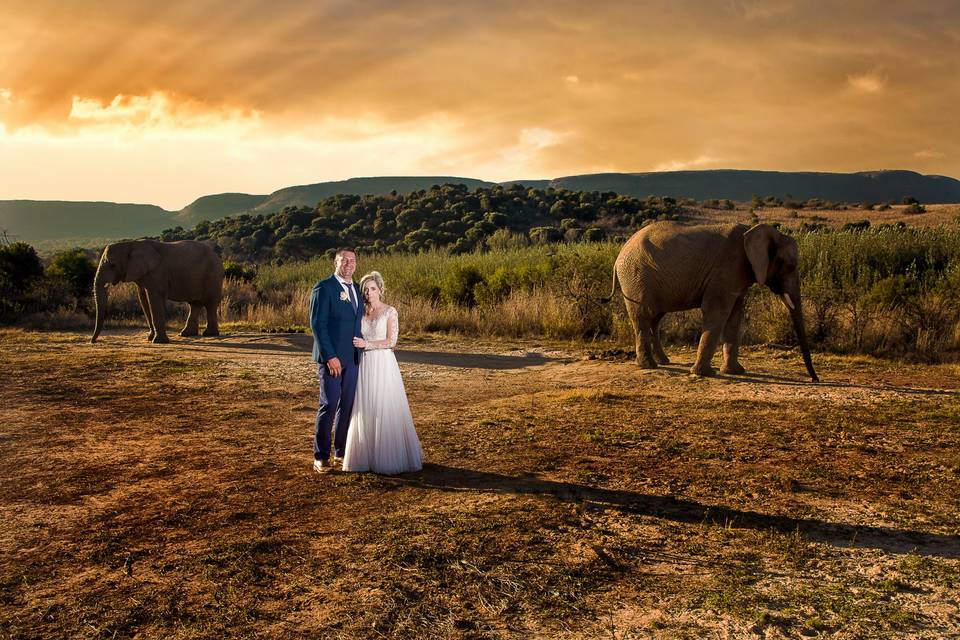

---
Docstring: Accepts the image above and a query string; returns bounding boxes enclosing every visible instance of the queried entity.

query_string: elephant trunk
[784,289,818,382]
[92,269,108,343]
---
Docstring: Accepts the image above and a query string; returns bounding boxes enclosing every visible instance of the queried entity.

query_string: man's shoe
[333,456,344,465]
[313,458,333,473]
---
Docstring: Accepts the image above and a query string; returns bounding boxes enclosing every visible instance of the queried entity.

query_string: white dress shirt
[335,274,357,307]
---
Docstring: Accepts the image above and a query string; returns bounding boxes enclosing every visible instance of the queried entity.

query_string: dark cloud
[1,0,958,178]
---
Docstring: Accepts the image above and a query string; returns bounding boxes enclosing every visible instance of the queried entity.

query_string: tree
[529,227,562,244]
[583,227,607,242]
[0,242,43,297]
[47,248,97,300]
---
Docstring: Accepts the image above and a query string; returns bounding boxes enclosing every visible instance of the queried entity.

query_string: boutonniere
[339,291,350,302]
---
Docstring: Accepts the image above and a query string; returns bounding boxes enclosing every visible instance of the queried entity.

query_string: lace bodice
[361,305,399,350]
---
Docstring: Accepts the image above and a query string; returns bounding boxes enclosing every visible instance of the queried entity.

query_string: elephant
[91,239,224,344]
[607,221,818,381]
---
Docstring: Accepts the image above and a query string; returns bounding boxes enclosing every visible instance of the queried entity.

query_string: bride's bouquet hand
[353,337,366,348]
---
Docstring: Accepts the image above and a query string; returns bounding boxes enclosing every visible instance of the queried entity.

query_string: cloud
[68,92,262,131]
[1,0,960,206]
[654,155,728,172]
[846,70,887,94]
[914,149,946,160]
[730,0,796,21]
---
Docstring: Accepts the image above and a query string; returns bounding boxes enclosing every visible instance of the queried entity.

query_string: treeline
[158,183,681,263]
[0,242,95,322]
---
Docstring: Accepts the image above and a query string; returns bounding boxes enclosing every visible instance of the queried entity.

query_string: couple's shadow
[385,464,960,559]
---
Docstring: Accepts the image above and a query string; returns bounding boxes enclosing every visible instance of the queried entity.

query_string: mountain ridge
[4,169,958,246]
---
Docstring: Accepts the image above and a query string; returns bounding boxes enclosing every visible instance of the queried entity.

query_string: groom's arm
[310,283,336,362]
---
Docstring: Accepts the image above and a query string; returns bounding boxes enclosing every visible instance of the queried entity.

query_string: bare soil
[2,328,958,639]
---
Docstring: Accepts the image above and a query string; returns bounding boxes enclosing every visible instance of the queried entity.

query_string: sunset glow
[2,1,958,209]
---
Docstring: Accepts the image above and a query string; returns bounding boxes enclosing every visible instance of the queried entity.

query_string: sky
[1,0,958,210]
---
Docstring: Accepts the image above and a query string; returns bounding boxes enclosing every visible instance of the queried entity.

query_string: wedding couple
[309,248,423,475]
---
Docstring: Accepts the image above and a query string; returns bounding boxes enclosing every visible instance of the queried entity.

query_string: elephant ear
[743,224,777,286]
[126,242,162,282]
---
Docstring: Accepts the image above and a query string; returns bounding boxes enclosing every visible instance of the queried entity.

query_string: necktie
[348,283,357,311]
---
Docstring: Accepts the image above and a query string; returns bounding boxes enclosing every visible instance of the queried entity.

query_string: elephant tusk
[781,293,795,310]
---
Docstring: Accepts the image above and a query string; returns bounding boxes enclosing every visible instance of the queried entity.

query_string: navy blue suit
[310,274,363,460]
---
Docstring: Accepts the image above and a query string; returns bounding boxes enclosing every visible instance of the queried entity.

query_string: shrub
[486,229,529,251]
[904,202,926,214]
[529,227,562,244]
[440,265,485,308]
[841,220,871,232]
[224,261,257,282]
[0,242,43,296]
[46,248,97,300]
[583,227,606,242]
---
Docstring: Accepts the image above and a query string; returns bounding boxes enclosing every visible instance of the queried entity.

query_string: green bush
[440,265,485,308]
[583,227,606,242]
[46,248,97,300]
[529,227,562,244]
[223,261,257,282]
[904,202,926,214]
[841,220,870,232]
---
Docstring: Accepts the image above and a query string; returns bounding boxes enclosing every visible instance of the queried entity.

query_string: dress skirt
[342,349,423,474]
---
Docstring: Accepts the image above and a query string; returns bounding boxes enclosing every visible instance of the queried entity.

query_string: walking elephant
[608,222,818,381]
[91,239,224,344]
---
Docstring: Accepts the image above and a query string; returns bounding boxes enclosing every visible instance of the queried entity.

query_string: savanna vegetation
[3,185,959,362]
[157,183,681,261]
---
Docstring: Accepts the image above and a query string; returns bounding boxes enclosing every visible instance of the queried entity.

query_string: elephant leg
[180,304,201,337]
[202,301,220,336]
[651,313,670,364]
[692,302,735,377]
[625,299,657,369]
[721,295,747,375]
[137,285,156,342]
[147,290,170,343]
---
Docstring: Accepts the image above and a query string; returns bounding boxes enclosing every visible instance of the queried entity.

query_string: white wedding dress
[342,305,423,474]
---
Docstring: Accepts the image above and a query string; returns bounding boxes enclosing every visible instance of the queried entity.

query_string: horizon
[2,1,958,210]
[3,167,959,212]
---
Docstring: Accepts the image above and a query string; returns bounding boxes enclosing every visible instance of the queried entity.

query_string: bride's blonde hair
[359,271,386,302]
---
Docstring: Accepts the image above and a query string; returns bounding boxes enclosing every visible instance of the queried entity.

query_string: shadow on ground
[387,464,960,559]
[641,362,960,397]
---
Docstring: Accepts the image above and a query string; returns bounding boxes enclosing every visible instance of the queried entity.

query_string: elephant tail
[599,267,620,304]
[600,263,643,306]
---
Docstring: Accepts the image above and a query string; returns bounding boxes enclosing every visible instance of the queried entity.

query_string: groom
[310,248,363,473]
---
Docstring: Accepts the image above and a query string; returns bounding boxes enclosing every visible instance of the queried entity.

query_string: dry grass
[687,202,960,229]
[1,328,958,638]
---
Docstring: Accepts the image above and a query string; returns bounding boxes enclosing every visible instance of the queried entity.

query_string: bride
[342,271,423,474]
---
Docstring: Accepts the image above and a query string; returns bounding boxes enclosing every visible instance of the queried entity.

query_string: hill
[165,182,680,261]
[6,170,960,248]
[0,200,176,246]
[245,176,495,217]
[549,169,960,203]
[176,193,268,226]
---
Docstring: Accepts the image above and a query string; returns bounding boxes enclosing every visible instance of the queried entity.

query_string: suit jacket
[310,274,363,365]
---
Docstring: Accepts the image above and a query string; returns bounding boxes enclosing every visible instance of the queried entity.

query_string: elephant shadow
[639,362,811,386]
[641,362,959,397]
[386,464,960,559]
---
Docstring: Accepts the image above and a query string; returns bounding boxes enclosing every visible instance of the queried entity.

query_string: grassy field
[2,328,958,638]
[22,203,960,363]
